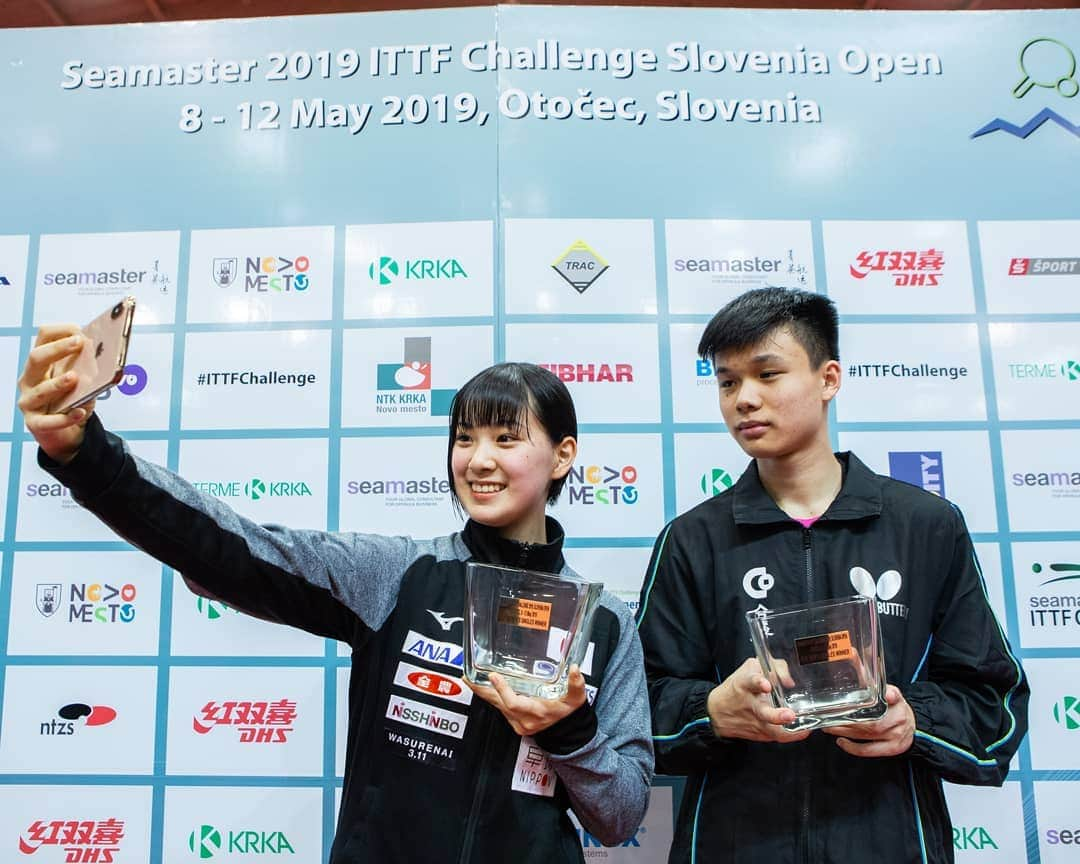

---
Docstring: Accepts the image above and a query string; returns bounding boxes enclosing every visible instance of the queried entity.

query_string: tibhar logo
[188,824,296,858]
[1052,695,1080,730]
[428,610,464,632]
[368,255,467,286]
[537,363,633,384]
[742,566,775,601]
[888,451,945,497]
[19,818,125,861]
[192,699,298,743]
[551,240,608,294]
[701,468,734,497]
[849,249,944,286]
[972,37,1080,140]
[849,566,909,618]
[374,336,456,418]
[1010,256,1080,276]
[953,826,998,851]
[40,703,117,736]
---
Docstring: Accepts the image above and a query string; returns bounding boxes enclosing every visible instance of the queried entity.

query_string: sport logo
[849,566,909,618]
[367,255,466,286]
[40,703,118,736]
[192,699,298,743]
[427,609,464,632]
[386,694,468,739]
[888,451,944,497]
[849,249,944,286]
[972,37,1080,140]
[701,468,735,497]
[1009,256,1080,276]
[374,336,456,418]
[566,464,639,506]
[19,819,125,861]
[551,240,608,294]
[742,566,775,601]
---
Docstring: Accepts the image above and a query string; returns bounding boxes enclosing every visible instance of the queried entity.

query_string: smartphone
[51,296,136,414]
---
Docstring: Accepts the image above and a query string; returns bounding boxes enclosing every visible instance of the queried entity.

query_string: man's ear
[822,359,841,404]
[551,436,577,480]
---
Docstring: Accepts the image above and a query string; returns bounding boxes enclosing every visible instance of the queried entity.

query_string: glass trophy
[746,595,888,731]
[464,562,603,699]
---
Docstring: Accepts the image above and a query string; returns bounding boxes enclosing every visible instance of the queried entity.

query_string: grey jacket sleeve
[39,414,423,642]
[540,595,655,846]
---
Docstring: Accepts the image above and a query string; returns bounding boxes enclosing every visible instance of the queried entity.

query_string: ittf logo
[700,468,734,496]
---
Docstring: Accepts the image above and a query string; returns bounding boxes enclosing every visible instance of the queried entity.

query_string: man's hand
[822,685,915,758]
[464,665,587,737]
[17,325,93,464]
[707,657,811,744]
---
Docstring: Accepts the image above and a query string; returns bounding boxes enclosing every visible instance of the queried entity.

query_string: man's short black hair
[697,286,839,369]
[447,362,578,506]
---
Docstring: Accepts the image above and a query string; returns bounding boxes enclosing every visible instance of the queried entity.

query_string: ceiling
[0,0,1076,29]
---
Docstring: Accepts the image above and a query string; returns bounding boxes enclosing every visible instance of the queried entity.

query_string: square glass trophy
[464,562,603,699]
[746,595,888,731]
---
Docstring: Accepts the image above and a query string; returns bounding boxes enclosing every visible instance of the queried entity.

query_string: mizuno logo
[427,609,464,631]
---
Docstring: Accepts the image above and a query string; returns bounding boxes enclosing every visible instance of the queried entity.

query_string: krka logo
[368,255,466,286]
[188,824,296,857]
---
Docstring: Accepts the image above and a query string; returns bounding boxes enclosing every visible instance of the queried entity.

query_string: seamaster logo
[742,566,775,600]
[427,609,464,632]
[849,566,909,618]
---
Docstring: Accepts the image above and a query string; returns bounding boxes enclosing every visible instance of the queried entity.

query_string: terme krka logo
[374,336,456,417]
[972,37,1080,140]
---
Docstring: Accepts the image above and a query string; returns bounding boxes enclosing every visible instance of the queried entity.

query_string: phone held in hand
[51,296,136,414]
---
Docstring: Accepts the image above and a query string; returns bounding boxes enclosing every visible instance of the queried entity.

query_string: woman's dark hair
[447,362,578,506]
[697,286,839,369]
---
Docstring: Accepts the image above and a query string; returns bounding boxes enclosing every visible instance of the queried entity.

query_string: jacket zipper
[457,710,495,863]
[800,526,814,864]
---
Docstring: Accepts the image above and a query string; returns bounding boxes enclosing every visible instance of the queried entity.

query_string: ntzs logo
[972,37,1080,140]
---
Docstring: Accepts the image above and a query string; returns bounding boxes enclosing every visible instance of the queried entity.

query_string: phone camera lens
[111,303,123,320]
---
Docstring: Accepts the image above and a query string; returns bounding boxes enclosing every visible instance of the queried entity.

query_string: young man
[636,287,1028,863]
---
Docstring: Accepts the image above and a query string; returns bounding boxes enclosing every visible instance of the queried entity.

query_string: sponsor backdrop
[0,6,1077,862]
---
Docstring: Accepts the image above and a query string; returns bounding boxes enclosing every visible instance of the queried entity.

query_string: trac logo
[1027,562,1080,629]
[40,703,118,736]
[1052,695,1080,730]
[188,824,296,858]
[538,363,633,384]
[849,249,943,286]
[214,255,311,292]
[952,826,998,851]
[374,336,456,418]
[551,240,609,294]
[1007,359,1080,382]
[42,582,137,624]
[367,255,467,286]
[196,597,237,621]
[1009,256,1080,276]
[701,468,734,497]
[972,38,1080,140]
[888,451,944,497]
[19,819,125,862]
[849,566,909,619]
[566,464,638,505]
[193,699,298,743]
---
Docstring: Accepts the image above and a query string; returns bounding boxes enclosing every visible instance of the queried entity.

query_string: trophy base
[466,667,568,699]
[782,688,888,731]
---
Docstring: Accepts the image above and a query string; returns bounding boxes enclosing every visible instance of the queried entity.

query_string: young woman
[19,329,653,863]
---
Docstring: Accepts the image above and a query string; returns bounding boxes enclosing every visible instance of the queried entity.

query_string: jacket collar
[731,452,884,526]
[461,517,566,574]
